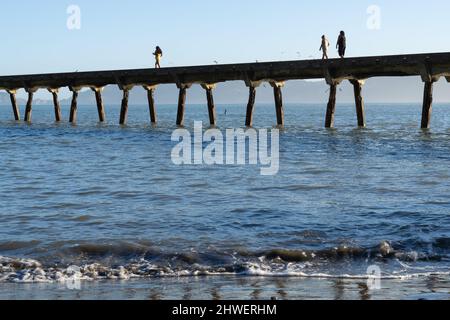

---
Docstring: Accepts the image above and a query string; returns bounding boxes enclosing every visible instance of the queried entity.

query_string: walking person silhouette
[153,46,163,68]
[320,35,330,60]
[336,31,346,58]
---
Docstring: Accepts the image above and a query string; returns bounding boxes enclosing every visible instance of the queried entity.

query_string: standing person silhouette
[336,31,346,58]
[319,35,330,60]
[153,46,163,68]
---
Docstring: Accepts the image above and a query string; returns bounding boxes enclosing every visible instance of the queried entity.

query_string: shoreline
[1,275,449,300]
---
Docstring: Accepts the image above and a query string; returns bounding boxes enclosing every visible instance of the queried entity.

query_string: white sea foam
[1,255,449,284]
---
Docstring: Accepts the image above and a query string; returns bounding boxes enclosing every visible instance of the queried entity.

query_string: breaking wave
[1,240,448,283]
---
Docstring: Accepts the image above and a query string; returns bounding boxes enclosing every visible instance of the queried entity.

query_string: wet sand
[1,275,449,300]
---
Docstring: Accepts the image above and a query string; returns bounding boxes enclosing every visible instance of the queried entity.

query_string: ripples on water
[0,103,449,290]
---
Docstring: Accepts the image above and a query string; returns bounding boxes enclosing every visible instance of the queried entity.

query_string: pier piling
[421,81,435,129]
[143,85,157,124]
[202,84,217,126]
[325,83,338,128]
[91,87,106,122]
[69,87,80,123]
[6,90,20,121]
[176,84,190,126]
[245,87,256,127]
[119,87,131,125]
[48,89,62,122]
[270,81,285,126]
[24,88,36,122]
[350,79,366,127]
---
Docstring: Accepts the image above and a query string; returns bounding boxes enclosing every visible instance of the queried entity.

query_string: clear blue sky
[1,0,450,97]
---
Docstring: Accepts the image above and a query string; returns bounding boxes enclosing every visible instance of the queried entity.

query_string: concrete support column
[420,66,440,129]
[270,81,285,127]
[48,88,62,122]
[69,87,82,123]
[176,83,191,126]
[119,86,133,125]
[201,84,217,126]
[24,88,38,122]
[91,87,106,122]
[245,86,257,127]
[244,81,262,127]
[421,81,435,129]
[324,78,342,129]
[6,89,20,121]
[143,85,158,124]
[325,83,337,128]
[349,79,366,127]
[324,69,343,128]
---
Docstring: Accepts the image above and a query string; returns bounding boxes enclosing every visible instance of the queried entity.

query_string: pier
[1,52,450,128]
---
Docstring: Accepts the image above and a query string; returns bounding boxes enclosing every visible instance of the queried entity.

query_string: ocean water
[0,102,449,300]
